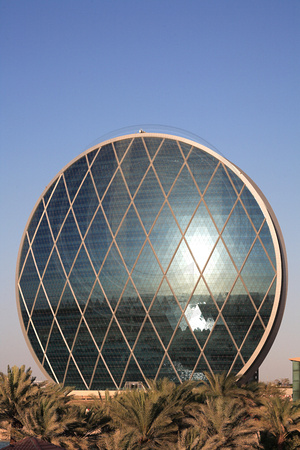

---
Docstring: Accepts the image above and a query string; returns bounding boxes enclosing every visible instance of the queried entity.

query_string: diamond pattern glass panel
[91,143,118,200]
[72,172,99,237]
[68,247,95,310]
[226,167,244,194]
[149,203,182,271]
[259,279,276,327]
[17,133,285,388]
[64,156,88,202]
[153,139,184,195]
[131,241,164,309]
[72,321,98,386]
[45,322,70,383]
[102,170,131,234]
[222,201,257,270]
[241,239,275,297]
[19,251,41,314]
[167,239,199,301]
[27,202,45,242]
[84,208,112,273]
[55,284,82,348]
[43,181,57,208]
[178,141,192,158]
[101,319,130,386]
[90,357,115,390]
[133,318,165,379]
[168,165,200,231]
[150,280,182,347]
[121,138,150,197]
[190,277,218,348]
[115,279,145,347]
[187,149,218,193]
[120,355,145,388]
[241,317,265,363]
[116,205,146,272]
[99,243,129,309]
[64,358,86,389]
[156,355,180,382]
[204,317,237,374]
[168,316,200,381]
[134,167,165,233]
[240,187,265,232]
[56,211,82,275]
[259,221,276,269]
[222,278,257,348]
[31,288,54,348]
[83,283,112,348]
[28,323,44,362]
[19,291,30,330]
[19,234,30,275]
[114,138,132,162]
[230,355,244,375]
[143,137,163,159]
[31,214,53,276]
[185,202,219,271]
[43,358,55,382]
[46,177,70,239]
[204,165,237,231]
[87,148,98,165]
[192,357,210,380]
[204,239,238,303]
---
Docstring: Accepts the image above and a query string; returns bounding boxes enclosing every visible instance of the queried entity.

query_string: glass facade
[16,133,287,389]
[291,360,300,401]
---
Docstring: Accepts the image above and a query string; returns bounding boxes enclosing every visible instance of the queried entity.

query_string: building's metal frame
[16,133,288,387]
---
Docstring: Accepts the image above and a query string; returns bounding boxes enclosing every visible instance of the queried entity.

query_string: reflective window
[91,144,118,200]
[46,177,70,239]
[153,139,184,195]
[121,138,150,197]
[168,165,200,231]
[56,284,82,348]
[83,284,112,348]
[72,321,98,386]
[64,156,88,202]
[72,172,99,237]
[32,214,55,276]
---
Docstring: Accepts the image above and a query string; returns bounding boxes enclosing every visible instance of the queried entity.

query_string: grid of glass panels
[292,361,300,401]
[17,134,282,389]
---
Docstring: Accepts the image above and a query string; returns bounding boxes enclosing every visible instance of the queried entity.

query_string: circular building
[16,132,287,389]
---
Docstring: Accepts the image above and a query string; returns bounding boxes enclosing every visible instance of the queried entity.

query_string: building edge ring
[15,132,288,385]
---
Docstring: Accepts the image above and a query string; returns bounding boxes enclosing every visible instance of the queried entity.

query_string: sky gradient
[0,0,299,383]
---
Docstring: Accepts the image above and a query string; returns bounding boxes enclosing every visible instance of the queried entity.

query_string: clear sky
[0,0,299,383]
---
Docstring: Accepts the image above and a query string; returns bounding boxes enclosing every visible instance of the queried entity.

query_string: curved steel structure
[16,133,287,389]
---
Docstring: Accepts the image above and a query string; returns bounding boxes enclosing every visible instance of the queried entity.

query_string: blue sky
[0,0,299,382]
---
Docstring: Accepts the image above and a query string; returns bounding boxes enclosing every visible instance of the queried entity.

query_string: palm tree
[184,396,261,449]
[0,365,42,439]
[148,377,201,431]
[0,374,89,449]
[19,395,88,449]
[42,382,74,404]
[84,397,112,449]
[258,396,300,449]
[147,377,177,396]
[243,380,280,406]
[109,388,178,449]
[196,371,248,400]
[96,429,122,450]
[177,427,203,450]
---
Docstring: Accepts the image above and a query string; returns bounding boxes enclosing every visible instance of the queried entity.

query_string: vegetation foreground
[0,366,300,449]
